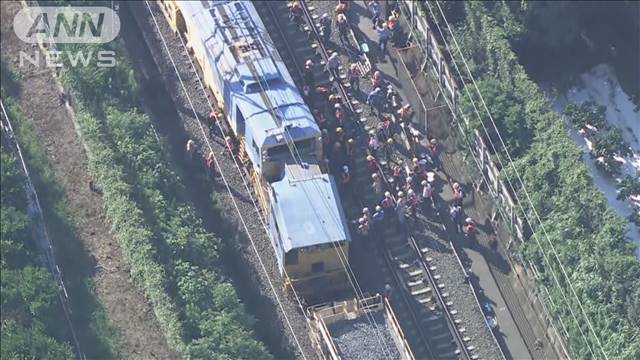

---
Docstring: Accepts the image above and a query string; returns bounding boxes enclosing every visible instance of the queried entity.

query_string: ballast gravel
[328,311,401,360]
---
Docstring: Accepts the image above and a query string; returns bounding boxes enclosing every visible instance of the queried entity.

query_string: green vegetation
[431,1,640,358]
[564,102,632,175]
[617,176,640,202]
[1,144,73,360]
[564,102,607,130]
[57,28,271,359]
[2,60,121,359]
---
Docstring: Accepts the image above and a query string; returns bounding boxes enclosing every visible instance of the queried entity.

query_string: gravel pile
[126,2,316,359]
[327,311,401,360]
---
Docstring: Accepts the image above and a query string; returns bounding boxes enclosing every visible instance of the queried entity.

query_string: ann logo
[14,7,120,44]
[27,11,105,39]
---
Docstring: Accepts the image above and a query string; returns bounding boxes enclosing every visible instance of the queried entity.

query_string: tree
[591,129,632,174]
[1,267,59,320]
[0,320,73,360]
[617,175,640,200]
[1,152,26,208]
[564,102,606,130]
[460,77,534,158]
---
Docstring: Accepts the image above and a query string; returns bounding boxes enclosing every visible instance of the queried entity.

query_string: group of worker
[191,1,477,242]
[368,0,402,58]
[449,182,477,236]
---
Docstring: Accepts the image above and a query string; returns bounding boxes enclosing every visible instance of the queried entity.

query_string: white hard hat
[343,165,349,173]
[362,207,370,214]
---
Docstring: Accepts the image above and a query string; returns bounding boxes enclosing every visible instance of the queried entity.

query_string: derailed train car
[159,0,351,298]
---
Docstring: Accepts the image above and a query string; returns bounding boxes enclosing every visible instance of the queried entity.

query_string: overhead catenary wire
[423,2,598,357]
[397,4,576,358]
[143,3,310,358]
[426,1,609,358]
[215,4,396,358]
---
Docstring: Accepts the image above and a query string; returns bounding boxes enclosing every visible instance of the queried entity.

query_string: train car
[159,0,352,298]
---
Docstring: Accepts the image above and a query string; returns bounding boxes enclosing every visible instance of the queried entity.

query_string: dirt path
[1,2,174,358]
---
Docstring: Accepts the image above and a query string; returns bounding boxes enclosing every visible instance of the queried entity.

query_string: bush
[564,102,606,130]
[0,147,73,360]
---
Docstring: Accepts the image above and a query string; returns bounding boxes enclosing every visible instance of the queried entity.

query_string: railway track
[254,1,498,359]
[125,3,320,358]
[128,1,501,358]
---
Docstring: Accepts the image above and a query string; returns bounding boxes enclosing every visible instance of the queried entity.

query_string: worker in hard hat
[289,1,303,29]
[319,13,332,43]
[326,51,341,82]
[206,151,217,179]
[336,13,349,45]
[366,154,378,174]
[185,139,196,162]
[348,63,361,92]
[345,138,355,164]
[371,172,384,196]
[396,191,407,230]
[222,136,236,158]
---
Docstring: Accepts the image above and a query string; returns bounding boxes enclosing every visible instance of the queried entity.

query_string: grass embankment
[431,2,640,358]
[1,61,121,359]
[57,33,271,359]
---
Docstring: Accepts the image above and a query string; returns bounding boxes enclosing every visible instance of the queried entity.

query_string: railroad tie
[407,269,422,277]
[431,332,450,341]
[410,287,430,296]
